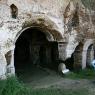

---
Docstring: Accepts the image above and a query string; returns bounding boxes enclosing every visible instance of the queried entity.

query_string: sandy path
[17,66,95,94]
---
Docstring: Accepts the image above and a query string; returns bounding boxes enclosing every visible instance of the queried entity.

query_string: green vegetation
[0,76,31,95]
[0,76,89,95]
[65,68,95,79]
[0,68,94,95]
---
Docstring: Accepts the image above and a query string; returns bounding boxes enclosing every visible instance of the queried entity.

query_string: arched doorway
[65,53,74,71]
[86,44,94,67]
[14,28,59,81]
[82,39,94,69]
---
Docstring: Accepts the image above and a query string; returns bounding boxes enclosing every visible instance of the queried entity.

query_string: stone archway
[65,39,95,70]
[86,44,94,67]
[13,27,59,78]
[14,16,63,43]
[82,39,94,69]
[5,17,63,77]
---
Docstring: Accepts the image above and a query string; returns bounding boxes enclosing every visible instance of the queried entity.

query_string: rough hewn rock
[0,0,95,78]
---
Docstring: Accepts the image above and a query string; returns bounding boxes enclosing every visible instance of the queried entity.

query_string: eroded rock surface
[0,0,95,78]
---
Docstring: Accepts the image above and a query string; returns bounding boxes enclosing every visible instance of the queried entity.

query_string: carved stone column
[58,42,67,61]
[7,46,15,76]
[0,52,7,79]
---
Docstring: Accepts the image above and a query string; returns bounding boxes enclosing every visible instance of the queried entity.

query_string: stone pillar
[7,46,15,76]
[58,42,67,61]
[74,49,82,70]
[82,50,87,69]
[82,45,94,69]
[89,46,94,66]
[0,52,7,79]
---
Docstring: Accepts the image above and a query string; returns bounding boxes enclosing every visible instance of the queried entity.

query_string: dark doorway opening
[14,28,59,82]
[65,54,74,71]
[87,44,94,68]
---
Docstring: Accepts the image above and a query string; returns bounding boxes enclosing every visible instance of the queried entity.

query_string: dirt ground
[17,65,95,94]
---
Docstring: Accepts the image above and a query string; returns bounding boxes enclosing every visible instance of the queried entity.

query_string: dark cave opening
[14,28,59,81]
[65,54,74,71]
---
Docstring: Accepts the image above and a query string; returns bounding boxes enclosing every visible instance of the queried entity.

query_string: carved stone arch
[14,17,63,43]
[11,17,63,76]
[82,39,94,69]
[14,26,54,43]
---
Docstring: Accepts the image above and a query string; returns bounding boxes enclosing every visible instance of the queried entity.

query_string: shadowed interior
[14,28,59,82]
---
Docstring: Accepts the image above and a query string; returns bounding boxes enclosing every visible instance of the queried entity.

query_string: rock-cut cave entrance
[14,28,59,83]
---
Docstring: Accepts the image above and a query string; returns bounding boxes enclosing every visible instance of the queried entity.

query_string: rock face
[0,0,95,78]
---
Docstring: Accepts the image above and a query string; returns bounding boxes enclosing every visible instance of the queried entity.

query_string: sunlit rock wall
[0,0,95,78]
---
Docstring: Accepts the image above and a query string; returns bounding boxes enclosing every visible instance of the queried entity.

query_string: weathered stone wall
[0,0,95,78]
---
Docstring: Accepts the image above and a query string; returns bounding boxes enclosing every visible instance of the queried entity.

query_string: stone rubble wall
[0,0,95,78]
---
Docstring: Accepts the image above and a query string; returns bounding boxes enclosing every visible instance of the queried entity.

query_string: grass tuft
[0,76,32,95]
[65,68,95,79]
